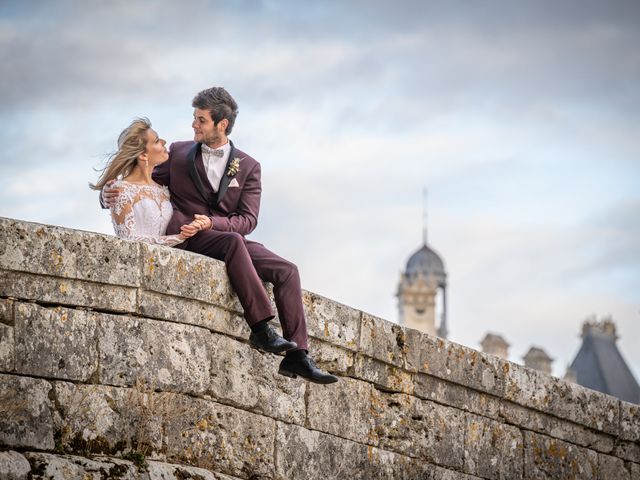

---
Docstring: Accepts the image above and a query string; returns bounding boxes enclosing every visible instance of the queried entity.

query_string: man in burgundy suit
[104,87,337,384]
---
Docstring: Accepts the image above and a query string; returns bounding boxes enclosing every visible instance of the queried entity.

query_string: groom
[103,87,337,384]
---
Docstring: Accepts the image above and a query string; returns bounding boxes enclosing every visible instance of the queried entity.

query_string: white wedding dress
[110,180,183,247]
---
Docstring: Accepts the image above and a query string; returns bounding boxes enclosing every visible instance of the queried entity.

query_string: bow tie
[203,146,224,157]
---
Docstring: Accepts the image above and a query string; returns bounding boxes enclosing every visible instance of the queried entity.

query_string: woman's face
[142,129,168,166]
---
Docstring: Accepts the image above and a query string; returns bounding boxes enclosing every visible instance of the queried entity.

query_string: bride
[90,118,207,245]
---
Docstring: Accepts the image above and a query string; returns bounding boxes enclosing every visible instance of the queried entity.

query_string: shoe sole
[249,342,297,354]
[278,368,338,384]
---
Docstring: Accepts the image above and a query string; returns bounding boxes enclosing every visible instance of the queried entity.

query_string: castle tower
[523,346,553,375]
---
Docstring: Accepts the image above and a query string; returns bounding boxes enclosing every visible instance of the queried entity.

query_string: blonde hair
[89,117,152,190]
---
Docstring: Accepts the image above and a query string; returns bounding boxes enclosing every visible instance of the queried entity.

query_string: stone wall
[0,216,638,480]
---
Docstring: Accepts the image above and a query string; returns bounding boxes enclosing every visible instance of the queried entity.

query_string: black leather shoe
[249,324,297,354]
[278,352,338,384]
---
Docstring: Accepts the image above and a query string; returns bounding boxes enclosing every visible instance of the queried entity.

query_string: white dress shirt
[201,142,231,192]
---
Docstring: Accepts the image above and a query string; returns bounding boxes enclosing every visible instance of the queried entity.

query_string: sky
[1,0,639,380]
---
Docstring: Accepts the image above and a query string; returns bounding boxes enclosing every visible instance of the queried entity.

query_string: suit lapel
[216,140,236,206]
[187,143,216,210]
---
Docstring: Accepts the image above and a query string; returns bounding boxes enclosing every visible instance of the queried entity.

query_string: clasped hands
[179,214,212,240]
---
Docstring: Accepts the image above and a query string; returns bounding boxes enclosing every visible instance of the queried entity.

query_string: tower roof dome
[405,243,446,286]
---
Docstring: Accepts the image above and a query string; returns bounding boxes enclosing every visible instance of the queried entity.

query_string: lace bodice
[110,180,183,247]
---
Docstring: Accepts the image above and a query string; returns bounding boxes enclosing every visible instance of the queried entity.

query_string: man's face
[192,108,226,146]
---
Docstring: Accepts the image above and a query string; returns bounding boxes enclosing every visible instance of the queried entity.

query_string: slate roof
[569,329,640,404]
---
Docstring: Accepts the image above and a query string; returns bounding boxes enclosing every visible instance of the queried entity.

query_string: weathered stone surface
[464,413,523,479]
[598,453,631,480]
[99,314,211,395]
[370,390,466,469]
[14,302,98,381]
[629,461,640,480]
[163,393,275,479]
[615,441,640,463]
[499,399,615,453]
[0,322,14,372]
[275,422,458,480]
[359,312,408,368]
[24,452,138,479]
[52,381,167,455]
[138,290,249,339]
[307,338,353,374]
[0,297,13,325]
[415,373,501,420]
[0,270,137,313]
[207,332,305,425]
[620,401,640,443]
[0,373,54,450]
[523,430,598,480]
[307,377,372,442]
[353,354,413,394]
[0,451,30,480]
[141,244,242,312]
[304,291,360,351]
[505,363,619,435]
[146,460,243,479]
[0,217,142,286]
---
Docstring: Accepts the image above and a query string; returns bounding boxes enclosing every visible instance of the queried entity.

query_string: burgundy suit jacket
[153,140,262,239]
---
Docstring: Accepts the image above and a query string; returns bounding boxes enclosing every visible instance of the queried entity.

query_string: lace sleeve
[110,184,184,247]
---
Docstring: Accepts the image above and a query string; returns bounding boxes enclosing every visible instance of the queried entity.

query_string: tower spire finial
[422,188,428,246]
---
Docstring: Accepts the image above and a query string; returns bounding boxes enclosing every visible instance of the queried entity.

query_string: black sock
[250,319,270,334]
[286,349,308,360]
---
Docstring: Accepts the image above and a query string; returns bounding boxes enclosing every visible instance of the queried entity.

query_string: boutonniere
[226,157,243,177]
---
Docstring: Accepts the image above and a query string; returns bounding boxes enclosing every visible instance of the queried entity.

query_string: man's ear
[217,118,229,133]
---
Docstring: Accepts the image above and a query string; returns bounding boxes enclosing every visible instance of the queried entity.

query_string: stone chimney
[480,333,510,359]
[523,346,553,375]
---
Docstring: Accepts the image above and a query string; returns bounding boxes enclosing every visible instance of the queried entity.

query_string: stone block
[629,461,640,480]
[0,270,137,313]
[415,373,501,420]
[52,382,194,456]
[359,312,408,368]
[14,303,98,381]
[353,354,413,394]
[0,218,141,286]
[99,314,211,395]
[207,333,305,425]
[141,244,241,312]
[0,298,13,325]
[307,339,353,374]
[598,453,631,480]
[138,290,249,339]
[23,452,138,479]
[0,451,30,480]
[370,390,465,469]
[275,422,447,480]
[505,363,619,435]
[146,459,244,479]
[620,401,640,443]
[304,291,361,351]
[163,393,275,479]
[499,399,614,453]
[0,323,14,373]
[0,373,54,450]
[615,441,640,463]
[464,413,523,479]
[307,377,372,443]
[523,430,598,480]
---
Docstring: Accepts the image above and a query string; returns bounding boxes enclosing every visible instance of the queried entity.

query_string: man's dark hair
[192,87,239,135]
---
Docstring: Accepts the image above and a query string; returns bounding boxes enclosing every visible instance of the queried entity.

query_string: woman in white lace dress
[90,118,207,245]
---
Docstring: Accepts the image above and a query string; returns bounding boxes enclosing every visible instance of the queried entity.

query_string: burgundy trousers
[185,230,309,351]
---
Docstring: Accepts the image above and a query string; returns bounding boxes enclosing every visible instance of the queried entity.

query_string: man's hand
[102,180,123,208]
[178,214,212,240]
